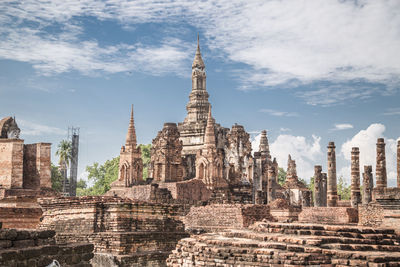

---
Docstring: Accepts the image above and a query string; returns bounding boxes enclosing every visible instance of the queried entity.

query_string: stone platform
[183,204,274,232]
[298,207,358,224]
[167,221,400,266]
[0,196,43,229]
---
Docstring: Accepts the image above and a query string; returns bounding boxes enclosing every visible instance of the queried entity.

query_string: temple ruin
[2,37,400,267]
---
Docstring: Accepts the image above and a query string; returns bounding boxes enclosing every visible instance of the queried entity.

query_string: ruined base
[39,196,189,267]
[298,207,358,224]
[360,187,400,230]
[183,204,274,232]
[0,227,93,267]
[0,196,42,229]
[167,222,400,266]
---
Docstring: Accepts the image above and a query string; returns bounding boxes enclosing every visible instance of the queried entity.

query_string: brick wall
[0,139,24,189]
[0,227,93,267]
[39,196,189,266]
[158,179,212,202]
[298,207,358,224]
[23,143,52,189]
[184,204,273,232]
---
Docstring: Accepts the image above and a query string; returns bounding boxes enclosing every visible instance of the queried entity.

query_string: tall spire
[259,130,271,159]
[204,105,216,149]
[192,34,205,70]
[182,35,210,124]
[125,104,137,147]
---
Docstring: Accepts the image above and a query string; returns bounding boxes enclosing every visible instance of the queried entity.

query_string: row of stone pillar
[315,139,400,208]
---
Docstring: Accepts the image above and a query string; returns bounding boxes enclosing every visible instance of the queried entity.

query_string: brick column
[327,142,338,207]
[376,138,387,189]
[321,173,327,207]
[351,147,361,208]
[267,166,276,204]
[313,165,323,207]
[302,191,311,207]
[397,140,400,188]
[362,165,373,204]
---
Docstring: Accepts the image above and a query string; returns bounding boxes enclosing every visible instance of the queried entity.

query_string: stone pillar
[362,165,373,204]
[350,147,361,208]
[327,142,338,207]
[321,173,327,207]
[302,191,311,207]
[267,166,276,204]
[397,140,400,188]
[254,190,264,204]
[272,158,279,184]
[376,138,387,189]
[313,165,323,207]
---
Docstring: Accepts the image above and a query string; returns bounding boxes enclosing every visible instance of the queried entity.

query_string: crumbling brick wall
[39,196,189,266]
[358,203,384,227]
[184,204,273,232]
[0,227,93,267]
[298,207,358,224]
[0,139,24,189]
[23,143,51,189]
[158,179,211,202]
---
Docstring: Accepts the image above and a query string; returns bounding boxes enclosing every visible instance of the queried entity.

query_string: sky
[0,0,399,186]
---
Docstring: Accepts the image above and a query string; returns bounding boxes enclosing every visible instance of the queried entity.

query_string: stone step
[222,229,398,247]
[168,235,400,266]
[321,242,400,252]
[252,222,396,235]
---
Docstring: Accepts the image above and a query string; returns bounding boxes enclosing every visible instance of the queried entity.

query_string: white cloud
[1,0,399,104]
[280,128,291,132]
[259,109,299,117]
[297,84,386,106]
[18,119,66,136]
[252,132,322,181]
[332,123,354,131]
[0,23,191,76]
[340,123,400,186]
[383,108,400,116]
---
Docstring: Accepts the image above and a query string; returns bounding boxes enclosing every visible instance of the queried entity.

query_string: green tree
[78,156,119,196]
[50,163,63,192]
[277,167,287,186]
[77,179,87,189]
[76,179,88,196]
[56,140,72,168]
[140,144,151,179]
[77,144,151,196]
[337,176,351,200]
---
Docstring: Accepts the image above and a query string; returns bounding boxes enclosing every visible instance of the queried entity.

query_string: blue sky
[0,0,399,185]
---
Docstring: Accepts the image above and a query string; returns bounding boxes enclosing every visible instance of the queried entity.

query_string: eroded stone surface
[167,222,400,266]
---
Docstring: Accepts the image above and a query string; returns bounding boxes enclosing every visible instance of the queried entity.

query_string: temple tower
[376,138,387,189]
[195,106,226,189]
[397,140,400,188]
[327,142,338,207]
[259,130,271,160]
[111,106,143,188]
[286,155,297,183]
[362,165,373,204]
[314,165,323,207]
[350,147,361,208]
[149,123,185,182]
[178,36,227,179]
[178,36,211,155]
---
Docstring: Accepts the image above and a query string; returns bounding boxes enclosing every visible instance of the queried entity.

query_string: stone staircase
[167,222,400,266]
